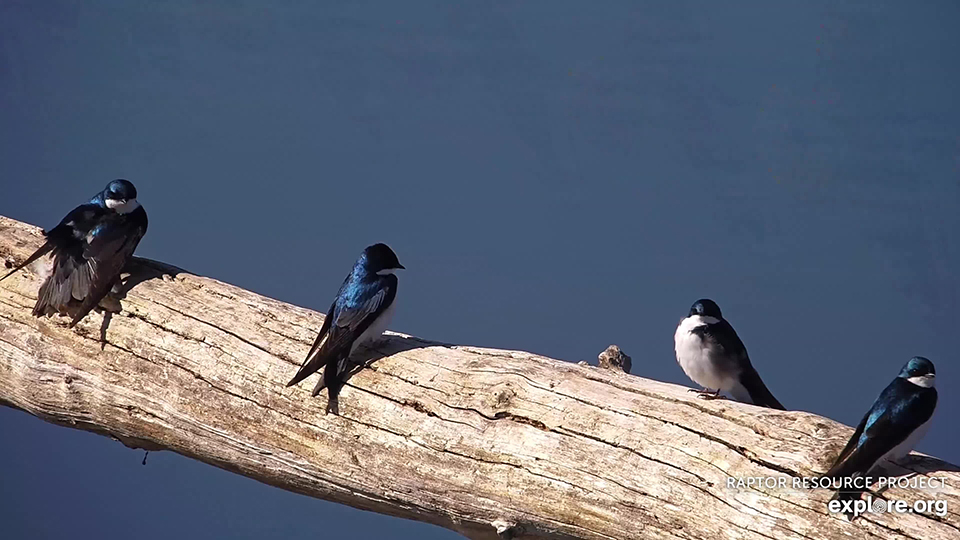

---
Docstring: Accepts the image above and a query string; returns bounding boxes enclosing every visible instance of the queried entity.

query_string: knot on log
[597,344,632,374]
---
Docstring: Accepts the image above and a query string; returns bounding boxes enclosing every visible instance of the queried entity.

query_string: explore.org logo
[724,475,950,519]
[828,494,948,518]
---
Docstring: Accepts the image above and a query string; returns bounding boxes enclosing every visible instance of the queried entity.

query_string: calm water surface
[1,2,958,538]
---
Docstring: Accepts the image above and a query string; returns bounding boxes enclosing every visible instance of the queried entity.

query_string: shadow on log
[1,215,958,540]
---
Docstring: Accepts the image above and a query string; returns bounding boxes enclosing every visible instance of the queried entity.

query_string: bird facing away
[825,356,937,504]
[1,179,148,327]
[674,299,785,409]
[286,243,404,406]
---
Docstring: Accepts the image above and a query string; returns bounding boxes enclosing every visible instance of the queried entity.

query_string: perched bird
[287,243,404,405]
[825,356,938,504]
[673,299,784,409]
[1,179,148,327]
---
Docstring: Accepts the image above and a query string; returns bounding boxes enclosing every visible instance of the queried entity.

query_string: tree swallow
[673,299,784,409]
[286,243,404,405]
[825,356,937,504]
[1,179,148,327]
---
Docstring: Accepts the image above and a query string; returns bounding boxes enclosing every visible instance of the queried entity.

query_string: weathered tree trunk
[1,215,957,540]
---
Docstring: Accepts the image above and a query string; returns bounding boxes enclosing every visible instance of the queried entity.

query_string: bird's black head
[101,179,140,213]
[898,356,936,387]
[104,179,137,202]
[688,298,722,319]
[362,243,405,275]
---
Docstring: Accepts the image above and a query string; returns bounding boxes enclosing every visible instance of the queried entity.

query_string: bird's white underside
[350,299,397,355]
[872,415,935,473]
[674,315,742,395]
[376,268,397,276]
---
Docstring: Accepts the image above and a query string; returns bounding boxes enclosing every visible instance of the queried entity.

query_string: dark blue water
[2,2,958,538]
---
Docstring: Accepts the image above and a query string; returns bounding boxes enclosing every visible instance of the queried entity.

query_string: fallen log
[1,215,957,539]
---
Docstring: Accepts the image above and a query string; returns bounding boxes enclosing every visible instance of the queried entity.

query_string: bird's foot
[325,395,340,416]
[692,388,725,400]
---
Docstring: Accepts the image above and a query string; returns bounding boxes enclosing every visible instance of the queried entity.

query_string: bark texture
[1,214,958,540]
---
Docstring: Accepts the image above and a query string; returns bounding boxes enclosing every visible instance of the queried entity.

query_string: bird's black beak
[397,263,406,270]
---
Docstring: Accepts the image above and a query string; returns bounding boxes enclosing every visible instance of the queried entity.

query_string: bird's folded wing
[825,388,936,479]
[70,221,145,326]
[287,285,390,387]
[322,286,388,355]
